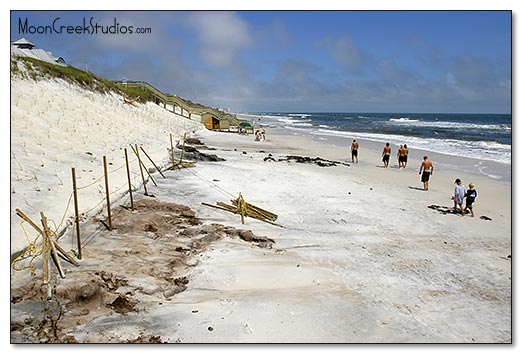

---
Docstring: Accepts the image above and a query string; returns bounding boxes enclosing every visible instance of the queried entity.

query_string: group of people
[351,140,410,169]
[350,140,477,217]
[453,178,477,217]
[381,142,410,168]
[255,128,266,142]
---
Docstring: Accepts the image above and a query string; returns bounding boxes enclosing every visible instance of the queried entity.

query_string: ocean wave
[288,113,312,118]
[310,128,511,164]
[241,113,290,121]
[386,119,510,130]
[277,117,309,124]
[389,118,419,122]
[293,122,313,127]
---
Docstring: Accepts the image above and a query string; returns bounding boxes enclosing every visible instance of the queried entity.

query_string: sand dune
[10,76,202,254]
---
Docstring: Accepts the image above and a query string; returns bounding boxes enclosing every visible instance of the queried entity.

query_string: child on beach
[464,183,477,217]
[453,178,467,216]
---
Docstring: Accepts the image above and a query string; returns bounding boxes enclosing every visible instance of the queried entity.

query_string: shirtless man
[419,155,434,191]
[351,139,359,163]
[397,145,404,168]
[382,143,391,168]
[403,144,409,168]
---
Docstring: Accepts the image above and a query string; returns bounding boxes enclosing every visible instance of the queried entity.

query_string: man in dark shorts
[419,155,434,191]
[351,139,359,163]
[382,143,391,168]
[403,144,409,168]
[397,145,404,167]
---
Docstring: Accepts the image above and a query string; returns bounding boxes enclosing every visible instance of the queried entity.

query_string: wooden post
[40,212,65,278]
[52,241,80,266]
[15,208,43,234]
[124,148,134,210]
[135,144,148,195]
[179,133,187,165]
[71,168,82,259]
[170,133,175,168]
[41,230,49,284]
[131,144,157,187]
[140,146,166,178]
[238,193,245,224]
[40,212,52,300]
[49,237,65,279]
[15,208,80,264]
[103,156,112,230]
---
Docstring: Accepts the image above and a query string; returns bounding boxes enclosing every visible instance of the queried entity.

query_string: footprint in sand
[243,321,253,334]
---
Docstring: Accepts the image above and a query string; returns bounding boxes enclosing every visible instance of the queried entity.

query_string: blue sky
[10,10,511,113]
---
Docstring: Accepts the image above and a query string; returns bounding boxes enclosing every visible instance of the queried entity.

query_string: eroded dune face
[11,198,274,343]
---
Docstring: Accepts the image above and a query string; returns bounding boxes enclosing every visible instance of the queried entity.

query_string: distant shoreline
[268,127,512,183]
[238,112,512,167]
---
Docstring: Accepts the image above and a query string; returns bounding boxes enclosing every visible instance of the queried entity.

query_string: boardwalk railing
[114,80,240,126]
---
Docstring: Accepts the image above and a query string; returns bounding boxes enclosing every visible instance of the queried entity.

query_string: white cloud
[318,35,369,72]
[186,11,252,68]
[446,72,457,86]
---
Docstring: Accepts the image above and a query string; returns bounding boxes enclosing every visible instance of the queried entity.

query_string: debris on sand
[203,193,282,228]
[175,143,225,162]
[264,154,350,167]
[125,335,166,343]
[185,138,204,145]
[11,199,275,343]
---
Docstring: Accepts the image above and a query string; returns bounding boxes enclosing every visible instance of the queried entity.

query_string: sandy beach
[6,8,515,349]
[11,113,511,343]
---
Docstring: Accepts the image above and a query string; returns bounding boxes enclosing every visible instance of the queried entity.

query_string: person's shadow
[408,186,425,191]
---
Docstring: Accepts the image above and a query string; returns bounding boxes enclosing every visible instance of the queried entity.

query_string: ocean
[241,112,512,165]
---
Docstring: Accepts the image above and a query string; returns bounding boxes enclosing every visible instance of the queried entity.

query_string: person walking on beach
[464,183,477,217]
[397,145,404,168]
[403,144,409,168]
[351,139,359,163]
[453,178,467,216]
[419,155,434,191]
[382,143,391,168]
[261,128,266,142]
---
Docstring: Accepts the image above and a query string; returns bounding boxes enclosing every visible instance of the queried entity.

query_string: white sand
[9,75,511,343]
[10,76,202,254]
[132,129,509,343]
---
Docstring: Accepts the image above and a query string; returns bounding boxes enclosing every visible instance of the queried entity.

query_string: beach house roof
[12,37,35,49]
[11,38,66,66]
